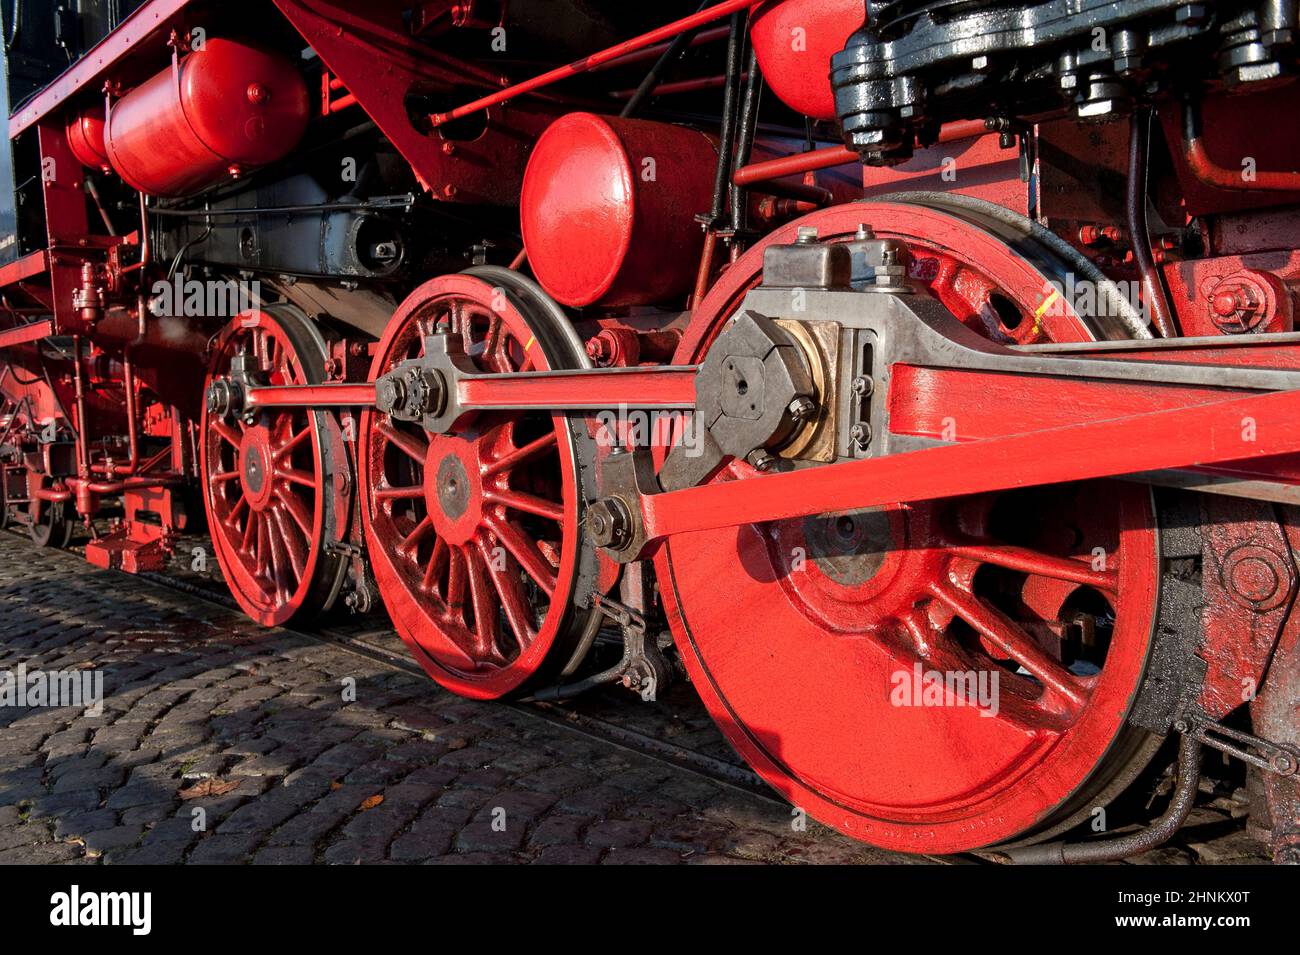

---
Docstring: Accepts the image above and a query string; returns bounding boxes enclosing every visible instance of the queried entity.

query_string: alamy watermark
[890,662,1000,718]
[0,663,104,716]
[149,275,263,319]
[593,406,704,457]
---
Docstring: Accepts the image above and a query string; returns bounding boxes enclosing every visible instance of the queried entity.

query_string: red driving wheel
[359,273,596,699]
[661,198,1163,853]
[201,307,348,627]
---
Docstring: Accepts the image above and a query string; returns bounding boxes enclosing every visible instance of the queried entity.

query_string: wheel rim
[662,200,1161,853]
[201,308,345,627]
[29,478,71,549]
[359,274,591,699]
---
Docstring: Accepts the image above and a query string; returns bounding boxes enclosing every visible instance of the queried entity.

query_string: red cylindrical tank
[751,0,866,121]
[66,107,111,174]
[521,113,718,308]
[104,38,310,198]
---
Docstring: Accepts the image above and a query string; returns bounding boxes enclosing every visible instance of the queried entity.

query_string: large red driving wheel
[662,198,1162,853]
[201,307,348,627]
[359,273,596,699]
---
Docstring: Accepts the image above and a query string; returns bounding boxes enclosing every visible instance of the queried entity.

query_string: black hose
[707,12,745,227]
[729,44,763,241]
[620,0,714,119]
[1127,108,1180,338]
[1002,732,1202,864]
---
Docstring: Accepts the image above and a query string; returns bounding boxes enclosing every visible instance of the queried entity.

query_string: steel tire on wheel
[662,197,1164,854]
[201,305,349,628]
[358,271,598,700]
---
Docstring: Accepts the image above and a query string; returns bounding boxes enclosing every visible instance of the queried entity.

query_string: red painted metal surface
[637,387,1300,551]
[200,310,344,627]
[750,0,865,121]
[521,114,718,307]
[104,38,310,198]
[65,108,112,174]
[358,274,589,699]
[8,0,195,139]
[662,228,1161,852]
[429,0,763,127]
[734,120,990,187]
[273,0,555,205]
[0,320,54,351]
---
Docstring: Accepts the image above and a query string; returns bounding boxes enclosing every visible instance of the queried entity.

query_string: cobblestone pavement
[0,533,913,865]
[0,533,1271,866]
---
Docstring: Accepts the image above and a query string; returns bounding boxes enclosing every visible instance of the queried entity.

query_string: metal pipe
[732,118,990,187]
[70,336,90,476]
[430,0,762,127]
[595,25,732,73]
[123,346,140,473]
[612,72,747,99]
[708,13,745,228]
[1127,108,1180,338]
[620,0,713,118]
[1002,733,1202,864]
[1182,99,1300,192]
[730,45,763,257]
[119,192,152,275]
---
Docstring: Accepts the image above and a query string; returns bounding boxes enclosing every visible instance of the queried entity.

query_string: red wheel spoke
[484,431,557,477]
[211,470,241,484]
[270,506,307,582]
[485,514,557,597]
[224,495,248,529]
[274,487,313,537]
[278,466,318,489]
[445,547,468,618]
[374,484,425,502]
[378,420,430,464]
[928,580,1086,711]
[478,538,533,650]
[212,419,243,448]
[464,546,503,659]
[947,538,1118,594]
[397,516,434,558]
[484,488,563,523]
[275,426,312,460]
[422,538,450,593]
[241,510,259,551]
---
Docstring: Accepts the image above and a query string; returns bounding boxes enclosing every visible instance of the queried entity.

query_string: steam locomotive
[1,0,1299,863]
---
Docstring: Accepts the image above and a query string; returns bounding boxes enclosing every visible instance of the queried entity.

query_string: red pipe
[431,0,763,126]
[1182,101,1300,192]
[613,72,747,99]
[594,25,732,73]
[732,118,991,187]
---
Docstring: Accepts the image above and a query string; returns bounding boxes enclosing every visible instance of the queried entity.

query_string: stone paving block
[3,534,1259,868]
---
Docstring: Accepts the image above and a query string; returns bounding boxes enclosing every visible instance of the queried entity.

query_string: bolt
[788,396,816,422]
[796,226,819,245]
[850,423,871,448]
[375,376,406,415]
[851,376,874,397]
[587,497,631,550]
[1274,753,1296,775]
[746,449,776,472]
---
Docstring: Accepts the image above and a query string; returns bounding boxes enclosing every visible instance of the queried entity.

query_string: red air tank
[520,113,717,308]
[66,107,111,174]
[751,0,866,121]
[104,38,310,198]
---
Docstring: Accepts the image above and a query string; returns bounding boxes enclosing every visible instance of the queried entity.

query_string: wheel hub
[239,427,275,511]
[425,435,484,545]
